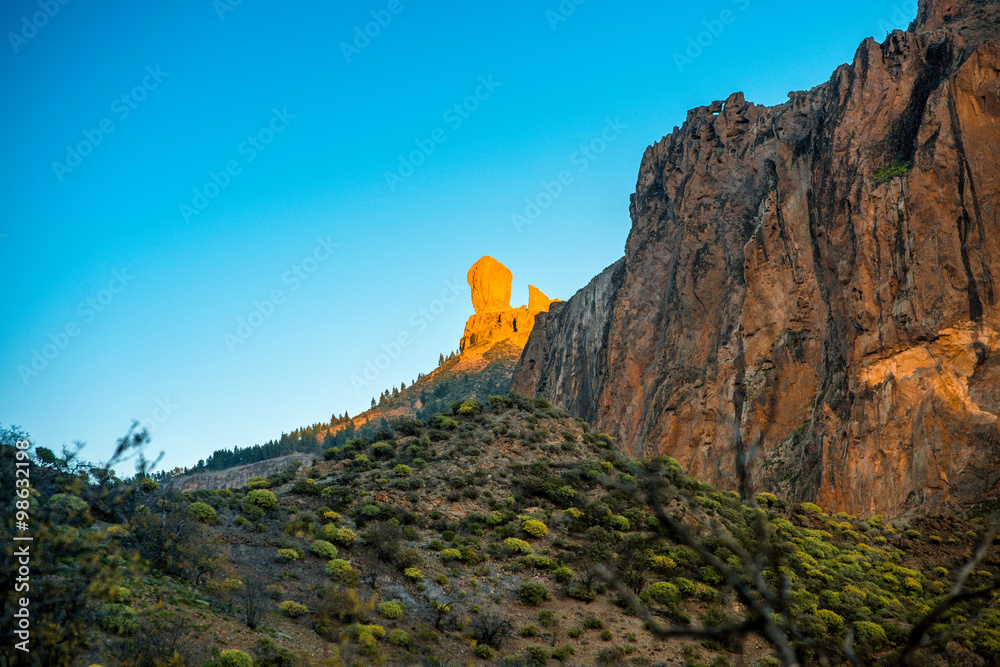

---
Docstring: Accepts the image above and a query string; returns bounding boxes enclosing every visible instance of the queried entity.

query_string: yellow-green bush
[276,548,301,562]
[642,582,680,607]
[310,539,338,559]
[246,489,277,509]
[522,520,548,538]
[189,501,217,524]
[278,600,309,618]
[504,538,534,554]
[326,558,360,586]
[388,629,411,647]
[377,601,404,619]
[217,649,253,667]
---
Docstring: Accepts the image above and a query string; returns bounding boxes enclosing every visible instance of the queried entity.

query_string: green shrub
[218,649,254,667]
[854,621,887,655]
[755,492,778,506]
[475,644,496,660]
[608,515,630,531]
[328,527,356,546]
[234,516,252,529]
[518,581,551,606]
[246,489,278,509]
[525,645,549,665]
[276,548,301,562]
[552,645,575,663]
[393,464,412,477]
[600,629,613,641]
[520,625,539,637]
[377,601,404,619]
[252,637,297,667]
[642,581,681,607]
[189,501,218,524]
[242,502,265,521]
[457,399,483,416]
[816,609,844,632]
[326,558,361,586]
[567,627,583,638]
[98,603,138,635]
[872,159,910,186]
[522,520,548,538]
[797,502,826,516]
[111,586,132,604]
[403,567,423,580]
[440,548,463,561]
[699,566,724,585]
[247,476,271,489]
[584,616,604,630]
[553,566,574,582]
[310,540,338,559]
[504,537,534,554]
[388,629,411,647]
[278,600,309,618]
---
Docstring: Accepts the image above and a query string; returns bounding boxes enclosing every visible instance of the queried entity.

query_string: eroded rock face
[460,257,555,357]
[468,256,513,313]
[512,0,1000,516]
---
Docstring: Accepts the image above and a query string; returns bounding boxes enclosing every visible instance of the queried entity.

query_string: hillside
[4,396,998,666]
[514,0,1000,517]
[178,256,555,485]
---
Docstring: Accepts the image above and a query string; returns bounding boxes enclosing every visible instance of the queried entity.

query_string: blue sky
[0,0,918,473]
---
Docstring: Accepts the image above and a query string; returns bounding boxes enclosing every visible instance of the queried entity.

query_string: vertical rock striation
[512,0,1000,516]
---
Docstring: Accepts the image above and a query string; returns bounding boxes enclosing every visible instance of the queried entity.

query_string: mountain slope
[513,0,1000,517]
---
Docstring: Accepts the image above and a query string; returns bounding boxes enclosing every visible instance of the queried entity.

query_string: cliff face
[512,0,1000,516]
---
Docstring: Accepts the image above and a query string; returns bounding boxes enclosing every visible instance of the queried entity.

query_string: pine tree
[400,381,406,391]
[371,398,376,408]
[439,353,445,366]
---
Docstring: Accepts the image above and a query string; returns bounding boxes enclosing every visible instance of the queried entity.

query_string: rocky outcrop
[468,256,513,313]
[460,256,557,358]
[163,453,315,493]
[512,0,1000,517]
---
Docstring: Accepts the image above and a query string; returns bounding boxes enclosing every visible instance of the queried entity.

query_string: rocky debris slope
[513,0,1000,516]
[164,452,315,492]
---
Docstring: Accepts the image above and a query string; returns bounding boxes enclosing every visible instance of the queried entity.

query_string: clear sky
[0,0,918,473]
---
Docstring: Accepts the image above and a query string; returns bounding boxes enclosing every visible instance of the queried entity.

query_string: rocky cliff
[513,0,1000,517]
[164,452,315,493]
[460,256,556,357]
